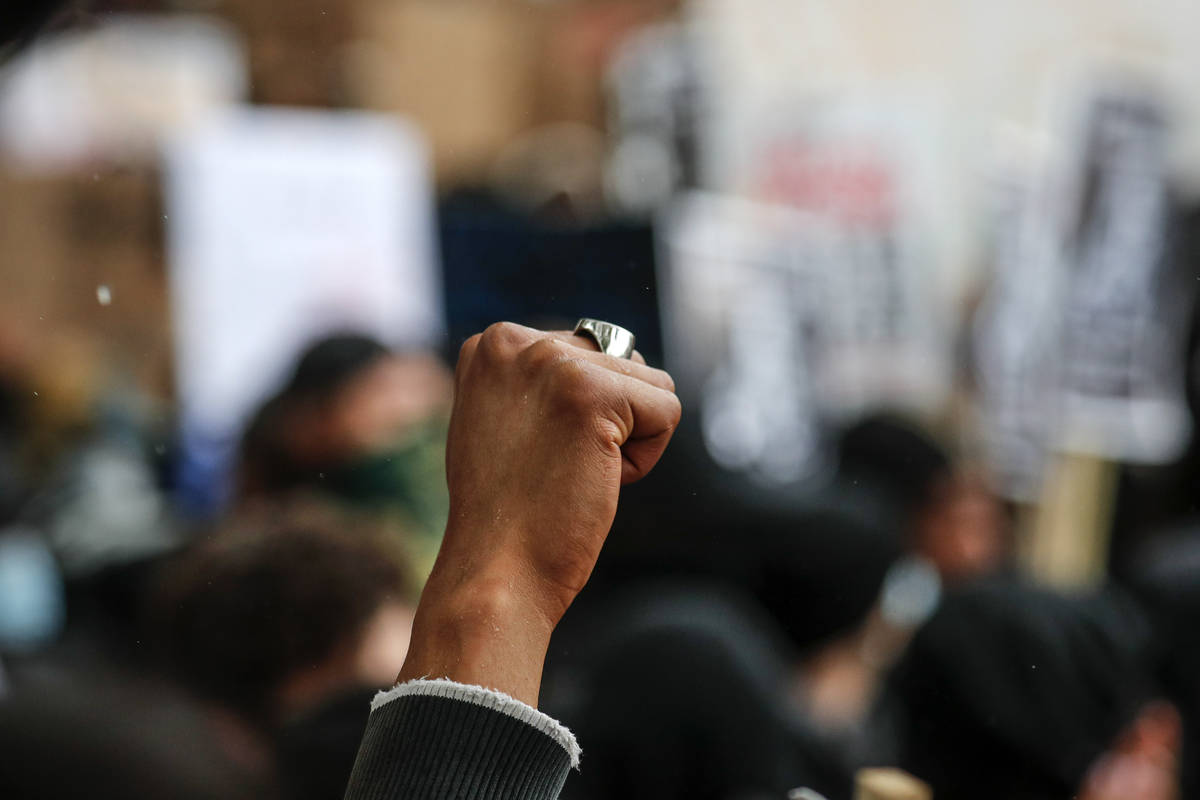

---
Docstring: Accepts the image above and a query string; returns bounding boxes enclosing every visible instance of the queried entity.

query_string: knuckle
[457,333,482,363]
[516,337,561,374]
[477,322,524,364]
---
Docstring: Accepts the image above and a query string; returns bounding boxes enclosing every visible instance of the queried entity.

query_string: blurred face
[273,599,416,721]
[326,354,453,456]
[353,600,416,687]
[282,354,453,467]
[914,474,1006,582]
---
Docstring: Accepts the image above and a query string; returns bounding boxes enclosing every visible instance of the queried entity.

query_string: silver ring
[574,318,636,359]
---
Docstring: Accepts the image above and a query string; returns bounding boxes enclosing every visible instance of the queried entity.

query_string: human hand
[397,322,680,704]
[1078,702,1181,800]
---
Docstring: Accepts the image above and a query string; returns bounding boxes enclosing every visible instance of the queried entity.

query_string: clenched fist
[397,323,681,705]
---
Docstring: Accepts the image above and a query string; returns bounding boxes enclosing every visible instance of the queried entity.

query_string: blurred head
[236,332,451,501]
[836,414,1007,581]
[884,579,1175,800]
[148,501,415,728]
[913,471,1008,582]
[0,674,266,800]
[751,499,902,654]
[837,415,953,514]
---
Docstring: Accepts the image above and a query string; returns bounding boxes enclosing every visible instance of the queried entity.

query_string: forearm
[343,321,677,800]
[344,574,575,800]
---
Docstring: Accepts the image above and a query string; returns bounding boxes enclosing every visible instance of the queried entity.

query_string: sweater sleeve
[344,678,580,800]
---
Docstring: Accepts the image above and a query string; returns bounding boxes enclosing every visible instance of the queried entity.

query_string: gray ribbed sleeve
[344,680,578,800]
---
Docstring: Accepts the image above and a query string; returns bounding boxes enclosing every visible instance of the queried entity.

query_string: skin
[396,322,681,706]
[1079,702,1181,800]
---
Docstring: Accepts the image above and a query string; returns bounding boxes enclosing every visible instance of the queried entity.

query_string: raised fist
[398,323,681,704]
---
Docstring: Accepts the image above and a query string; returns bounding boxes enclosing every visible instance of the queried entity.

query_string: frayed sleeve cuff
[370,678,580,769]
[345,677,578,800]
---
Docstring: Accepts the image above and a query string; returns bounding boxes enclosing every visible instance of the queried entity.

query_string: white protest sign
[660,181,949,488]
[972,164,1066,501]
[660,192,823,485]
[975,85,1192,502]
[165,107,441,449]
[1056,89,1191,463]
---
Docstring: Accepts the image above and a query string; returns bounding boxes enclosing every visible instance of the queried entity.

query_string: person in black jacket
[872,579,1181,800]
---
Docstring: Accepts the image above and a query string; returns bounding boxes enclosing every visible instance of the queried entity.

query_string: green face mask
[320,416,449,548]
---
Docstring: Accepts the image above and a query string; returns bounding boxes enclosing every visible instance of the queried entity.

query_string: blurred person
[148,501,417,797]
[149,501,416,723]
[275,685,396,800]
[0,670,268,799]
[538,448,905,799]
[0,326,32,522]
[236,332,452,580]
[0,328,180,662]
[1126,528,1200,799]
[749,498,902,661]
[872,578,1180,800]
[836,414,1009,583]
[770,416,1010,741]
[752,498,914,740]
[546,577,856,800]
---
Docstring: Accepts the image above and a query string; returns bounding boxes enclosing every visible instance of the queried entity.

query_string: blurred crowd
[0,331,448,797]
[4,0,1200,799]
[2,325,1198,799]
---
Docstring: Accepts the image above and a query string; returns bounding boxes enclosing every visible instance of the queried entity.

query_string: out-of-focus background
[3,1,1200,799]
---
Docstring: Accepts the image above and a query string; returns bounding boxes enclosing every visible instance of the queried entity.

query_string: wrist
[397,567,557,707]
[426,513,583,628]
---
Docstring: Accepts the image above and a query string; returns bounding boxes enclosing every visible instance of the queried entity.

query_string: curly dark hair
[148,503,413,726]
